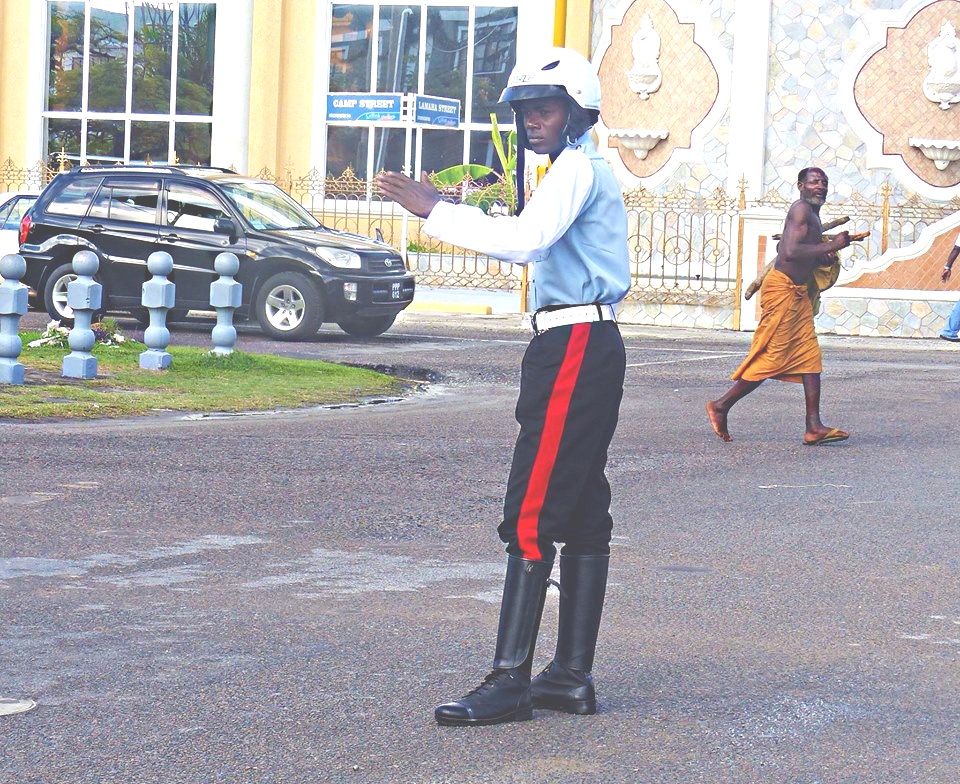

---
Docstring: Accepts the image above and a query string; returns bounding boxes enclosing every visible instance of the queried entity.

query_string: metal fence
[4,157,958,306]
[623,184,740,308]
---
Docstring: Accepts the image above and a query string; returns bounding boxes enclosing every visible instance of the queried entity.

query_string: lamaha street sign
[412,95,461,127]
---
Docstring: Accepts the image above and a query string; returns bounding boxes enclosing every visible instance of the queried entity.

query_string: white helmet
[499,47,601,112]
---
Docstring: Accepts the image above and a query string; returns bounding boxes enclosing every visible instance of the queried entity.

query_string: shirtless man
[706,167,852,445]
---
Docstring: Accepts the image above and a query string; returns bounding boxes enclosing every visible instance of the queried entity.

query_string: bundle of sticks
[743,216,870,300]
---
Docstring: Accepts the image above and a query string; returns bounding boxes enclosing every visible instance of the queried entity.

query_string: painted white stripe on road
[627,353,737,368]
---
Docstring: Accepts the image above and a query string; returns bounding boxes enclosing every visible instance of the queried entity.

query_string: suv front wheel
[255,271,324,341]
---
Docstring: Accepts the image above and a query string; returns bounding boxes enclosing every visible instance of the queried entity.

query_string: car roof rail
[71,164,237,175]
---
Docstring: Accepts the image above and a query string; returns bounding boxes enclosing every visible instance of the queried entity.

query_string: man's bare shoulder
[786,199,815,219]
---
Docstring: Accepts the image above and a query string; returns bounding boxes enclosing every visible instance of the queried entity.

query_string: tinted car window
[46,179,101,217]
[90,180,161,223]
[219,180,321,230]
[7,197,36,229]
[0,201,14,229]
[165,183,230,232]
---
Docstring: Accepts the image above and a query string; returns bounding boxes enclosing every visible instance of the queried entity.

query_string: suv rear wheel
[42,262,106,325]
[255,271,324,341]
[43,263,79,324]
[337,314,397,337]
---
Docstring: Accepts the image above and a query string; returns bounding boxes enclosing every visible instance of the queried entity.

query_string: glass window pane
[47,118,82,166]
[46,178,101,217]
[330,5,373,92]
[327,125,369,179]
[470,128,509,173]
[48,2,85,111]
[420,129,463,174]
[89,6,128,112]
[131,121,170,163]
[165,183,228,231]
[174,122,212,165]
[472,7,517,123]
[0,198,37,231]
[133,4,173,114]
[86,119,126,165]
[177,4,216,115]
[90,180,161,224]
[373,127,406,174]
[424,7,468,104]
[377,6,420,93]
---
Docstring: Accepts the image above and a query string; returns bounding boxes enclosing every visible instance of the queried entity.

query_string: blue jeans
[942,297,960,339]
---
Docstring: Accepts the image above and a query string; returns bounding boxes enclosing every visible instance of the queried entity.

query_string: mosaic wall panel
[597,0,720,178]
[816,296,955,337]
[595,0,733,195]
[853,1,960,189]
[592,0,958,208]
[612,292,956,338]
[617,300,735,330]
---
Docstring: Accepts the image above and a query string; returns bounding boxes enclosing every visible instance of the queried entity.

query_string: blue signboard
[326,93,403,122]
[413,94,461,128]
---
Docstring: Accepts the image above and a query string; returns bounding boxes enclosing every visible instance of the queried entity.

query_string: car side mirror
[214,217,237,239]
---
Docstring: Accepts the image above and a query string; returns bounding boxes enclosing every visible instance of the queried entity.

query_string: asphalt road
[2,312,958,783]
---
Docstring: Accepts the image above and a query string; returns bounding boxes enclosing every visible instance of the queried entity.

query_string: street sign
[413,95,461,128]
[325,93,403,122]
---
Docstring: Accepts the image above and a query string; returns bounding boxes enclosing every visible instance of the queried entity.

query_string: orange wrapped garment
[732,268,822,383]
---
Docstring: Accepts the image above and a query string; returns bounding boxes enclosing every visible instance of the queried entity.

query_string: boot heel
[532,693,596,715]
[565,698,596,715]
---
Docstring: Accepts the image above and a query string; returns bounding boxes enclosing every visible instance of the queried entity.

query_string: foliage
[428,114,517,215]
[407,239,439,254]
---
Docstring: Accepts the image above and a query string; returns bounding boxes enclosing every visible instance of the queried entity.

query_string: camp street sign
[325,93,460,128]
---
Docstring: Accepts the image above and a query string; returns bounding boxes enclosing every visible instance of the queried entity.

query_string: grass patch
[1,331,413,421]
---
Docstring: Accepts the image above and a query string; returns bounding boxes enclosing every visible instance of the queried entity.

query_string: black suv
[18,166,415,339]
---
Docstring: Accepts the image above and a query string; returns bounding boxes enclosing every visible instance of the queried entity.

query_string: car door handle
[90,224,106,233]
[160,233,180,242]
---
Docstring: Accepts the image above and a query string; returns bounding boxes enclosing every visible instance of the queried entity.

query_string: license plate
[391,282,401,299]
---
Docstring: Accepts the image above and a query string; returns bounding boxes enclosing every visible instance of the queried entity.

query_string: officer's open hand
[375,171,442,219]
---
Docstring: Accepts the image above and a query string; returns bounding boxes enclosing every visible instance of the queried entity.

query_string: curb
[404,301,493,315]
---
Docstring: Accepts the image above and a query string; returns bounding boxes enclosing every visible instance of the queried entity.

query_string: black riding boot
[435,555,552,726]
[530,554,609,715]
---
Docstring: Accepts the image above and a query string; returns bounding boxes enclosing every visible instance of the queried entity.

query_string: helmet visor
[498,84,569,105]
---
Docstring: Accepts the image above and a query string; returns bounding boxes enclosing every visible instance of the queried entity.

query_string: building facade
[2,0,959,336]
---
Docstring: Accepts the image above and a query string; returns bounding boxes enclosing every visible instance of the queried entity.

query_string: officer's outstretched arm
[375,172,442,219]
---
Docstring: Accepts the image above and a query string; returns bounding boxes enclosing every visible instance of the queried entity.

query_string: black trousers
[498,320,626,562]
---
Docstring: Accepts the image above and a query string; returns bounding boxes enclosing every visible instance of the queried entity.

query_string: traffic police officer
[376,46,630,726]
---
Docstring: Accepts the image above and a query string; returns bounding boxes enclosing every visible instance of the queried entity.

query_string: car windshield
[219,181,323,231]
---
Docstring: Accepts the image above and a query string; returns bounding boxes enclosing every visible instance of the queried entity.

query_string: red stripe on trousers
[516,322,591,560]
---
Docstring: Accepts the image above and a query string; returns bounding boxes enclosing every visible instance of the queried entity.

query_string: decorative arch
[839,0,960,198]
[593,0,727,189]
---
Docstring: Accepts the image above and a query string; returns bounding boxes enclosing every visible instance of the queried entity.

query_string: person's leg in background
[940,296,960,341]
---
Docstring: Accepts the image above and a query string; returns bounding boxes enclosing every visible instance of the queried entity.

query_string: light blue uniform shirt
[422,132,631,309]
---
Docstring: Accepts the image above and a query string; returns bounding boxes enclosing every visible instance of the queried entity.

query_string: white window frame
[313,0,552,187]
[26,0,252,171]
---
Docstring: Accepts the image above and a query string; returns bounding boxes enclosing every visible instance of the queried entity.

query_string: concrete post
[209,252,242,356]
[62,251,101,380]
[0,254,29,385]
[139,251,176,370]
